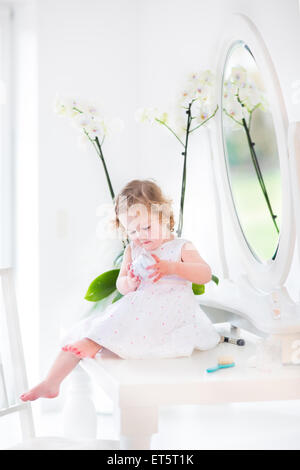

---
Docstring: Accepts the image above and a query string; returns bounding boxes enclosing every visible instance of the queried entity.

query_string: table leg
[63,365,97,439]
[116,405,159,450]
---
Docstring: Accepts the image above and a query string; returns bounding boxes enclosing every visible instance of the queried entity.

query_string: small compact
[131,250,156,281]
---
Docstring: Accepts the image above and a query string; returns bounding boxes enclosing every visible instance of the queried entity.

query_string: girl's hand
[126,262,141,291]
[146,254,174,283]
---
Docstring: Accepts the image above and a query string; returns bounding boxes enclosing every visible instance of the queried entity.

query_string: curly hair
[111,179,175,242]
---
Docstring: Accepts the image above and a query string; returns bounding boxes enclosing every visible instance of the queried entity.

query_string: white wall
[10,0,300,412]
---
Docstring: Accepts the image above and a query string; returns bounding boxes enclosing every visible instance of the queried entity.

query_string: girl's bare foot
[19,380,59,402]
[62,338,103,358]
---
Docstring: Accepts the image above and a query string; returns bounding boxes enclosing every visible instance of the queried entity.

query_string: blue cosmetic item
[206,362,235,373]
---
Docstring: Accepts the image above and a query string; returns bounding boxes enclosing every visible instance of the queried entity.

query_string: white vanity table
[63,324,300,450]
[63,13,300,449]
[199,277,300,338]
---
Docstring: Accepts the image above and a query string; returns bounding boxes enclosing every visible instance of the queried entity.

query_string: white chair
[0,267,119,450]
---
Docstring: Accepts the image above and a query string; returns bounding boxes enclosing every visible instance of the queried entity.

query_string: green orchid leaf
[85,269,120,302]
[212,274,219,285]
[192,283,205,295]
[111,290,124,303]
[113,249,125,267]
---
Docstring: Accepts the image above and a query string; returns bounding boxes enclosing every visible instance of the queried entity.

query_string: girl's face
[119,209,172,251]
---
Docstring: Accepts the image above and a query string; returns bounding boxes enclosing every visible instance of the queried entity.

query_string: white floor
[32,400,300,450]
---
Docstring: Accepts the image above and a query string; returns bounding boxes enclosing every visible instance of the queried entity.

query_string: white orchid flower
[224,97,244,122]
[223,68,269,120]
[194,83,211,104]
[246,86,267,108]
[198,69,215,86]
[207,90,218,113]
[79,102,102,119]
[223,79,238,99]
[191,98,202,115]
[179,82,198,106]
[155,111,169,124]
[135,69,217,140]
[258,93,269,112]
[86,118,106,140]
[240,83,267,111]
[77,133,91,150]
[72,112,93,130]
[135,107,160,124]
[135,107,169,126]
[187,72,200,82]
[54,95,79,118]
[187,70,215,89]
[192,98,215,121]
[177,70,217,109]
[193,103,212,124]
[229,66,248,87]
[186,72,201,89]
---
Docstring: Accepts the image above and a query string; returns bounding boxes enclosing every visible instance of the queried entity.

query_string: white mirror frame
[213,13,295,293]
[288,121,300,273]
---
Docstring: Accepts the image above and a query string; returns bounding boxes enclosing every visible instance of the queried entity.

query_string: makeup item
[271,290,281,319]
[221,335,245,346]
[131,250,156,280]
[206,355,235,373]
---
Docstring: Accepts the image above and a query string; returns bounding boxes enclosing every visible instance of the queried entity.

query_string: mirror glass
[221,40,282,262]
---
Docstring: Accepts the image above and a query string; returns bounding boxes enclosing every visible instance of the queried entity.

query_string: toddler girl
[20,179,221,402]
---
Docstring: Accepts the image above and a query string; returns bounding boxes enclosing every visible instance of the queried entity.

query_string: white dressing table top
[80,327,300,408]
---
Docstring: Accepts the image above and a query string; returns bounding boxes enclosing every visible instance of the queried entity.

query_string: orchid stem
[223,90,279,237]
[176,102,193,237]
[94,136,115,202]
[155,119,185,147]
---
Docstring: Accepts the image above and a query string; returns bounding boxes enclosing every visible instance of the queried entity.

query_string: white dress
[60,236,221,359]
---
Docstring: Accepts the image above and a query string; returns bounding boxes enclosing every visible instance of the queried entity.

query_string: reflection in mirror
[221,40,281,262]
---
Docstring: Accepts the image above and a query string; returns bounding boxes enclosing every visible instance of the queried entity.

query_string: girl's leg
[20,338,104,402]
[20,350,80,402]
[62,337,103,358]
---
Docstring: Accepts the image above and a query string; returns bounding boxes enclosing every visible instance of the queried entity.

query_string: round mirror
[221,40,282,262]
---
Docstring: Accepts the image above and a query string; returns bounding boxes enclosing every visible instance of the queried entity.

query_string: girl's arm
[116,245,139,295]
[116,244,132,295]
[169,241,212,284]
